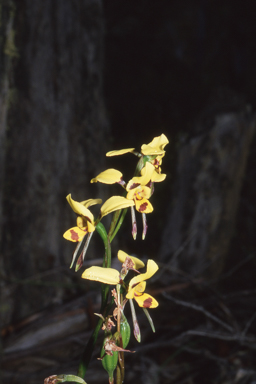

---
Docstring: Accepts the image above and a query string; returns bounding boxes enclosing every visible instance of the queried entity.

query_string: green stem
[96,222,112,309]
[108,209,122,239]
[77,222,111,379]
[109,208,128,243]
[77,316,104,378]
[96,222,111,268]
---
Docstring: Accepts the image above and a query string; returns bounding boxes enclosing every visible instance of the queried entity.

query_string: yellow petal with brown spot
[134,293,159,308]
[63,226,87,242]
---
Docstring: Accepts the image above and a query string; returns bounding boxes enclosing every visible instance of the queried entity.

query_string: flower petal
[63,226,87,242]
[126,185,151,199]
[129,259,159,288]
[106,148,135,157]
[134,293,159,308]
[87,220,95,232]
[126,162,155,190]
[66,194,95,223]
[140,162,166,183]
[135,281,147,293]
[80,198,102,208]
[82,266,120,285]
[151,171,166,182]
[126,282,147,300]
[100,196,135,218]
[141,134,169,156]
[90,169,123,184]
[77,216,86,228]
[134,197,153,213]
[117,250,145,269]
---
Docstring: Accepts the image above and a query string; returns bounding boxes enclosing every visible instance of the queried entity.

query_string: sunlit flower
[126,259,159,308]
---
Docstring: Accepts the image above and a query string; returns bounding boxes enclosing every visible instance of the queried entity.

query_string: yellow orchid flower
[151,154,164,174]
[64,195,135,270]
[105,134,168,158]
[82,251,145,284]
[63,194,102,242]
[141,160,166,182]
[141,134,169,156]
[117,250,145,270]
[64,195,134,242]
[90,169,123,184]
[82,254,158,309]
[126,185,153,214]
[126,162,155,213]
[126,259,159,308]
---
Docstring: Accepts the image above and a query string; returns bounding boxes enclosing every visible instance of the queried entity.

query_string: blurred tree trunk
[0,0,108,327]
[160,96,255,278]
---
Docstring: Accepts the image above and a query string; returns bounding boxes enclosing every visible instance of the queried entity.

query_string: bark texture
[0,0,108,327]
[160,105,255,278]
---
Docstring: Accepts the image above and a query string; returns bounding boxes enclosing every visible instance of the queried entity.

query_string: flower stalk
[47,134,168,384]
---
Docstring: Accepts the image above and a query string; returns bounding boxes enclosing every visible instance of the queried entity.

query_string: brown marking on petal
[83,216,91,223]
[129,182,140,190]
[134,291,143,297]
[70,229,79,241]
[143,297,153,308]
[135,191,143,200]
[139,202,148,212]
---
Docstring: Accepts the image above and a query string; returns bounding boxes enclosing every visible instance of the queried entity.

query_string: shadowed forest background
[1,1,256,383]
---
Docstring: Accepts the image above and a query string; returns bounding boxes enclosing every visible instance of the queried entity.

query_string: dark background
[103,0,256,272]
[1,1,256,383]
